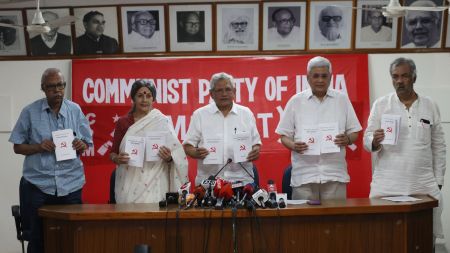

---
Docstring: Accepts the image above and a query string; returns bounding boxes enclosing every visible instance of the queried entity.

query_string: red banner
[72,55,371,203]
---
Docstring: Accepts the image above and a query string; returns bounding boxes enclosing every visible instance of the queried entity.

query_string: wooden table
[39,195,437,253]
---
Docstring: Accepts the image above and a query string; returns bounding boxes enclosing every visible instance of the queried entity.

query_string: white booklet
[52,129,76,161]
[124,136,145,168]
[299,125,321,155]
[233,132,252,163]
[145,131,166,161]
[381,196,421,202]
[203,135,223,164]
[381,114,401,145]
[319,122,340,153]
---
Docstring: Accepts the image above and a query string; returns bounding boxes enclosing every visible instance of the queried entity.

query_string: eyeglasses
[407,17,434,27]
[276,18,296,25]
[230,21,248,29]
[321,16,342,23]
[185,21,200,27]
[135,19,156,25]
[44,82,66,91]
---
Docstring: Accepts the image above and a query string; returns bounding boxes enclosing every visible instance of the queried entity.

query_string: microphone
[231,181,244,202]
[178,182,191,207]
[215,183,233,210]
[185,185,206,209]
[278,197,286,208]
[238,183,256,208]
[213,158,233,178]
[267,179,278,208]
[252,188,269,208]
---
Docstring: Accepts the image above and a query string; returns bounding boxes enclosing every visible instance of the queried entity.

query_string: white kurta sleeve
[430,101,446,185]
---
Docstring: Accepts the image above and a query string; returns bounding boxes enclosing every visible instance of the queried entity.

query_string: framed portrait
[216,3,259,51]
[401,0,444,48]
[446,16,450,47]
[263,2,306,50]
[169,4,212,52]
[26,8,72,56]
[73,6,120,55]
[121,6,165,53]
[355,1,397,48]
[308,1,353,50]
[0,10,27,56]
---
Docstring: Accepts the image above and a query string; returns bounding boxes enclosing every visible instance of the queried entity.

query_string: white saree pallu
[115,109,189,203]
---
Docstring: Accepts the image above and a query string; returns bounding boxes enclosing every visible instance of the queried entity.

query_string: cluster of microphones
[160,177,286,211]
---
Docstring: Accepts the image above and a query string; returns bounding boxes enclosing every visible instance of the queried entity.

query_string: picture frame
[216,3,259,51]
[26,8,73,56]
[263,2,306,51]
[0,10,27,56]
[446,15,450,48]
[308,1,353,50]
[73,6,120,55]
[400,0,444,48]
[355,1,397,49]
[121,5,166,53]
[169,4,212,52]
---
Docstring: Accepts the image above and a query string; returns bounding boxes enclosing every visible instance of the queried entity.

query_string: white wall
[0,54,449,252]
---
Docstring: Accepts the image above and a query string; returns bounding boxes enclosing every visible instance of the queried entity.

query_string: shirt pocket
[415,121,431,144]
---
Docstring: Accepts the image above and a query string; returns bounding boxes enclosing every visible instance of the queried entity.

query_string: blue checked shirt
[9,98,93,196]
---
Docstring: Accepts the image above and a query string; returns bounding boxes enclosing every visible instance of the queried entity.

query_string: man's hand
[72,139,87,153]
[195,147,209,159]
[293,141,308,154]
[40,139,56,152]
[334,134,349,147]
[246,145,261,161]
[372,129,385,150]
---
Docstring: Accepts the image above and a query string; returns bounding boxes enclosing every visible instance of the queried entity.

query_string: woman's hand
[112,152,130,165]
[158,146,173,162]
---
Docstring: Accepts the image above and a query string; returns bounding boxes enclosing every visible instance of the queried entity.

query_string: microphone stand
[212,158,233,179]
[237,162,256,181]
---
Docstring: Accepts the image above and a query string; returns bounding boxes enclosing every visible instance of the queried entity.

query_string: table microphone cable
[232,207,238,253]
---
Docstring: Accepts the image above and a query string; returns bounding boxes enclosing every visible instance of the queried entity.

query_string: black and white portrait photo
[308,1,352,50]
[74,7,120,55]
[263,2,306,50]
[355,1,397,49]
[177,11,205,43]
[121,6,165,53]
[0,10,26,56]
[26,8,72,56]
[401,0,443,48]
[446,15,450,48]
[217,3,259,51]
[169,4,212,52]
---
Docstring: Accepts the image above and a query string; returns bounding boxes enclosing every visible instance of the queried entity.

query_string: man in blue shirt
[9,68,93,253]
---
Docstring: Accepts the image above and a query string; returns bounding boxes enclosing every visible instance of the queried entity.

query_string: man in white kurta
[276,56,362,200]
[183,72,261,185]
[363,57,446,239]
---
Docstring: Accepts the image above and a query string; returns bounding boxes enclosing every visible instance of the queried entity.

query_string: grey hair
[307,56,332,74]
[389,57,417,79]
[41,68,64,88]
[408,0,440,20]
[209,72,235,91]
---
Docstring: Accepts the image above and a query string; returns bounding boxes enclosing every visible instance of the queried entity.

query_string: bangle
[166,157,173,163]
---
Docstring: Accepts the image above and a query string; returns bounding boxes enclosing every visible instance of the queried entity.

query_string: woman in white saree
[110,80,188,203]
